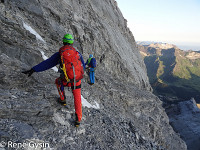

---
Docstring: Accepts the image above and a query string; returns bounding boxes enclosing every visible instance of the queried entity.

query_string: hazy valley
[138,42,200,103]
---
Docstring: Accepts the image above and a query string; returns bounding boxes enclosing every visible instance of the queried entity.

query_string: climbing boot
[74,121,80,127]
[74,114,80,127]
[57,98,66,106]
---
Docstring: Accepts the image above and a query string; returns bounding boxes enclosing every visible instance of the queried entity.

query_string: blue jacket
[85,58,96,68]
[33,52,85,72]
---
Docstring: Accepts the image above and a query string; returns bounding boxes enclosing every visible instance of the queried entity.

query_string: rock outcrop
[0,0,186,149]
[165,98,200,150]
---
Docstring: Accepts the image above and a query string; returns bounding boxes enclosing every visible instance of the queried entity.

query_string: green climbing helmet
[63,34,74,44]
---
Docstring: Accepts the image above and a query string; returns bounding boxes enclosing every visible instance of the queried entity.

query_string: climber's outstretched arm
[32,52,60,72]
[22,52,60,76]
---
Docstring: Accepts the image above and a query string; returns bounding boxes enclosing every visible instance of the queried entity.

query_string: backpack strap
[72,63,76,90]
[60,54,70,82]
[71,84,81,90]
[86,57,92,65]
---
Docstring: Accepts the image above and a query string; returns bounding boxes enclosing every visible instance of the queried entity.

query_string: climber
[22,34,85,127]
[85,54,96,85]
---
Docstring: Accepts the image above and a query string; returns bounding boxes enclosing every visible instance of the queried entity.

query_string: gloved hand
[22,68,35,77]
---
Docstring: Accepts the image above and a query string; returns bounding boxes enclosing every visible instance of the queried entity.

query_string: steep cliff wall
[1,0,150,89]
[0,0,186,149]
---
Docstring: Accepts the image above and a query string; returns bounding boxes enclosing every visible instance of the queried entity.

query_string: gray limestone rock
[0,0,186,149]
[165,99,200,150]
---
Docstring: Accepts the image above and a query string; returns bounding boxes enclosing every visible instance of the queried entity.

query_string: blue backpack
[90,58,96,68]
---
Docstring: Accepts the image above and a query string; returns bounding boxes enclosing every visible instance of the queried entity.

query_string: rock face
[165,99,200,150]
[0,0,186,149]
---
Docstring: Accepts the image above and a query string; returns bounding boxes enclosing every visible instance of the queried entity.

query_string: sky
[116,0,200,50]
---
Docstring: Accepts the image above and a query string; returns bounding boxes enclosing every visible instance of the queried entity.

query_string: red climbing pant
[55,78,82,122]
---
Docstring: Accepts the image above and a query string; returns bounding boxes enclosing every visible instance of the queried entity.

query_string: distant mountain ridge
[138,42,200,102]
[137,41,163,45]
[138,42,200,59]
[137,41,200,51]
